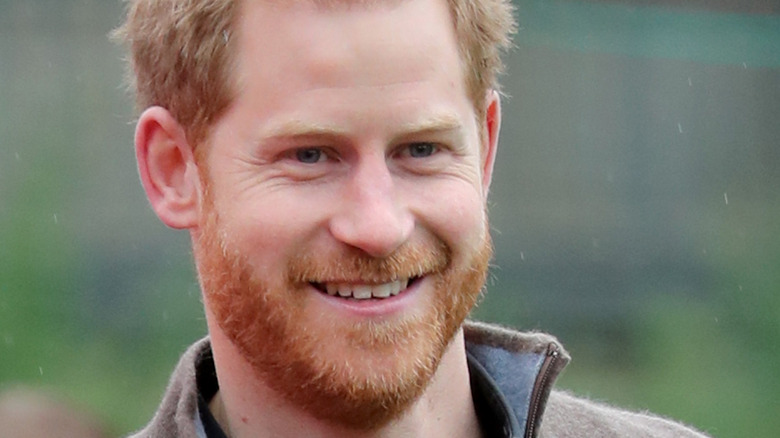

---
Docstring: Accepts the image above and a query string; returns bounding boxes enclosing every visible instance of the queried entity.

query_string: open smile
[311,277,422,300]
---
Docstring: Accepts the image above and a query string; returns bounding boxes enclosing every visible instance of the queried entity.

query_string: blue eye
[408,142,437,158]
[295,148,324,163]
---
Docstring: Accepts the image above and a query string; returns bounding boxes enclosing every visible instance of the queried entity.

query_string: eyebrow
[397,113,462,134]
[260,112,463,141]
[262,119,347,140]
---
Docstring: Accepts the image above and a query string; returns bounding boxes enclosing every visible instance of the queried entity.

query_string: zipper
[524,343,560,438]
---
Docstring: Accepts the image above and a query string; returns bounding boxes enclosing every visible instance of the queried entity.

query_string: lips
[312,278,414,300]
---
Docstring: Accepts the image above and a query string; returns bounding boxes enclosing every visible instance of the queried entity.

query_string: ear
[480,90,501,195]
[135,106,201,229]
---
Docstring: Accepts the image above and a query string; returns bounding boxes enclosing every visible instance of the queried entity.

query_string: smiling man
[116,0,709,437]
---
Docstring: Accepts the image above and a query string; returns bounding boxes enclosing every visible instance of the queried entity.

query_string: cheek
[415,182,487,252]
[215,200,314,269]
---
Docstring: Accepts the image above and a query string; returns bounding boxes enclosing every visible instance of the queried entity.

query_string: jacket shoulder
[125,338,211,437]
[540,390,711,438]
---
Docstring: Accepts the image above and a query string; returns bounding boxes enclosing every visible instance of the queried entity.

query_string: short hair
[114,0,516,149]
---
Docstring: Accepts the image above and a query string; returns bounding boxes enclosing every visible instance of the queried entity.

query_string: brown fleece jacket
[129,321,710,438]
[542,391,709,438]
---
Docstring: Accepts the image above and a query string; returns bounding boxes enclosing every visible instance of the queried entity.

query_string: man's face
[194,0,495,430]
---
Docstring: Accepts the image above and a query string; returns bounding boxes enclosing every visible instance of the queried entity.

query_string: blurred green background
[1,0,778,436]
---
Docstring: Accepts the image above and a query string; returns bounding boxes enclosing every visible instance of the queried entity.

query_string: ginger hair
[114,0,516,149]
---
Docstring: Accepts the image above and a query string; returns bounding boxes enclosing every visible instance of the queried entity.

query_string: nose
[329,156,414,258]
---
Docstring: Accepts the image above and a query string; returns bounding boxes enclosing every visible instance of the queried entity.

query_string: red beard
[194,198,492,431]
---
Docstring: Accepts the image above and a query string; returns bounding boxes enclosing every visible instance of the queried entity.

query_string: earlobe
[135,107,201,229]
[481,90,501,195]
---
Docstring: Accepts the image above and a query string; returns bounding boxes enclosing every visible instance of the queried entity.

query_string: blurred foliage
[1,0,778,436]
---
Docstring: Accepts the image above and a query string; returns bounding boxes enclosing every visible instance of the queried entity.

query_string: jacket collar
[129,321,569,438]
[464,321,570,438]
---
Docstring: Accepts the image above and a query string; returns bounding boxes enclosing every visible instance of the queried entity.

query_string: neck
[206,318,482,438]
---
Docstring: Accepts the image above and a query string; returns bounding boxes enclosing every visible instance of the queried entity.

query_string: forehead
[231,0,467,113]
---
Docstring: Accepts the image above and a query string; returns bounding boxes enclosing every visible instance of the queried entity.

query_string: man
[116,0,710,436]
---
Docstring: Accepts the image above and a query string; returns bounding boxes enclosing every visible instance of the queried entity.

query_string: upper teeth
[324,279,409,300]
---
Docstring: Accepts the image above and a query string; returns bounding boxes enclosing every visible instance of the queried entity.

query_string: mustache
[287,239,452,285]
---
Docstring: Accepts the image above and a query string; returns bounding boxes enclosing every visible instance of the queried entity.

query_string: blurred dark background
[1,0,778,436]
